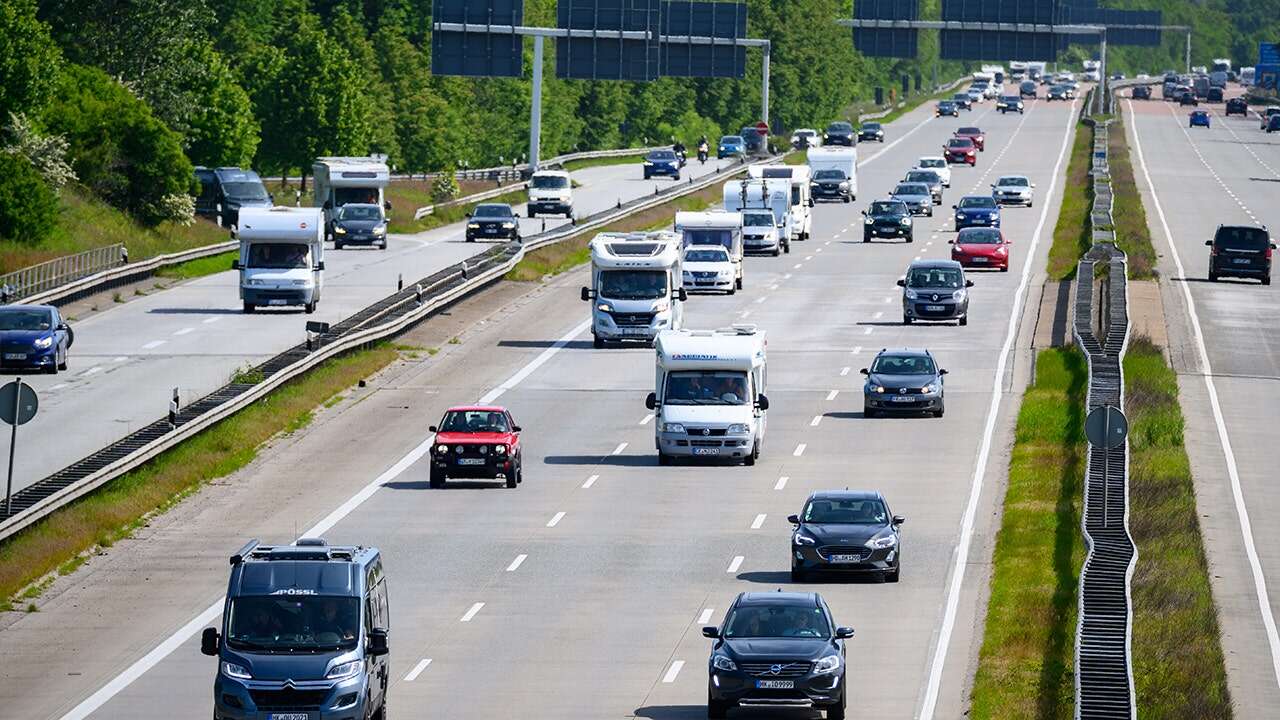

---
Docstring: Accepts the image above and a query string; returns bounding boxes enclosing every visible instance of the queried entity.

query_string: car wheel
[772,248,781,257]
[827,691,847,720]
[903,314,912,325]
[863,406,877,419]
[959,316,968,327]
[334,240,343,250]
[243,302,255,313]
[44,363,57,375]
[58,352,68,371]
[658,453,672,466]
[593,335,604,349]
[708,694,731,719]
[380,240,388,250]
[844,195,851,203]
[927,206,934,217]
[305,301,316,314]
[727,287,735,296]
[905,234,913,243]
[934,405,945,418]
[863,233,871,243]
[736,277,743,290]
[790,566,806,583]
[506,473,517,489]
[1001,264,1009,272]
[429,468,445,489]
[466,236,475,242]
[1264,275,1272,286]
[674,173,681,181]
[643,172,650,180]
[744,442,759,466]
[886,562,901,583]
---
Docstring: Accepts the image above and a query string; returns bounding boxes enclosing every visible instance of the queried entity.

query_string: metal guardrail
[0,152,773,541]
[0,244,127,304]
[16,241,238,309]
[858,77,970,122]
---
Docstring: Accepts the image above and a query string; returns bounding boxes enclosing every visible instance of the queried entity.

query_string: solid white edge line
[1127,99,1280,689]
[662,660,685,683]
[460,602,484,622]
[506,554,528,572]
[918,98,1077,719]
[726,556,744,573]
[480,319,592,404]
[403,658,432,682]
[546,511,566,528]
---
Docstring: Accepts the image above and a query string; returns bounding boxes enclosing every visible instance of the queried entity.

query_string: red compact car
[950,227,1011,271]
[428,406,523,488]
[944,138,977,166]
[954,127,985,151]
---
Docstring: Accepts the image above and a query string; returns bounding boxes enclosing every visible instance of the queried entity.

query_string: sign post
[1085,404,1128,528]
[0,379,39,517]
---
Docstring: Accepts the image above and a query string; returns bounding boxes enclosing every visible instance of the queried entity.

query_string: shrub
[3,112,76,190]
[0,153,58,244]
[431,167,460,202]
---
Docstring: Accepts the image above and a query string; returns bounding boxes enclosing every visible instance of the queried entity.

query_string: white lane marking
[774,476,789,491]
[840,367,851,376]
[873,311,883,319]
[546,511,566,528]
[611,442,627,455]
[783,273,793,280]
[918,97,1078,720]
[582,474,599,489]
[172,327,194,336]
[49,383,68,391]
[480,319,592,404]
[460,602,484,622]
[769,284,779,291]
[751,513,767,530]
[793,263,803,269]
[755,296,767,304]
[662,660,685,683]
[141,340,166,350]
[852,346,863,355]
[740,311,751,319]
[926,241,934,247]
[81,367,101,376]
[793,443,806,457]
[1129,100,1280,688]
[914,255,922,261]
[58,280,597,720]
[202,316,222,324]
[726,556,744,573]
[112,356,127,363]
[863,327,874,335]
[810,415,822,427]
[804,255,813,261]
[697,608,715,625]
[506,554,528,572]
[404,658,432,682]
[826,390,839,401]
[641,414,654,425]
[816,247,823,253]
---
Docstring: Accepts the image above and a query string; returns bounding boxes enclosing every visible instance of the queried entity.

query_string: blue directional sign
[1261,42,1280,66]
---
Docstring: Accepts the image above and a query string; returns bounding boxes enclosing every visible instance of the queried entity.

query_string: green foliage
[0,153,58,244]
[0,0,63,119]
[2,112,76,190]
[431,169,459,203]
[184,44,260,167]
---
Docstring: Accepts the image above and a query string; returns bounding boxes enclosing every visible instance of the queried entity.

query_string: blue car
[1189,110,1211,128]
[643,149,682,180]
[953,195,1002,230]
[717,135,745,158]
[0,304,73,374]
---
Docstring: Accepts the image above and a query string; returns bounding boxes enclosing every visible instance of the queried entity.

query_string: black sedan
[951,93,973,110]
[858,121,884,143]
[642,149,682,180]
[331,203,388,250]
[861,347,947,417]
[1019,80,1038,98]
[1131,85,1151,100]
[936,100,959,117]
[1179,92,1199,107]
[0,304,73,374]
[862,200,913,243]
[1047,85,1070,102]
[789,490,904,582]
[823,121,855,146]
[465,203,521,242]
[704,592,852,719]
[1225,97,1248,116]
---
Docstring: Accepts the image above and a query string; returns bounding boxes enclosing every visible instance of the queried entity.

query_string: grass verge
[156,250,238,281]
[1047,120,1094,280]
[969,347,1088,720]
[1124,336,1231,716]
[1107,117,1157,279]
[561,153,648,172]
[0,343,400,609]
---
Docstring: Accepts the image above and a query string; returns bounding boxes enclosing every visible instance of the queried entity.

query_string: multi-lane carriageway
[0,90,1082,719]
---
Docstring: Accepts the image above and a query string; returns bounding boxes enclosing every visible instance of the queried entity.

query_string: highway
[1124,89,1280,716]
[0,90,1082,719]
[2,155,728,494]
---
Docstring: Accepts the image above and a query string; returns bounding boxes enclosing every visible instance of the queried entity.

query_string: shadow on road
[496,339,596,350]
[147,307,246,315]
[384,480,511,490]
[634,704,820,719]
[542,454,655,467]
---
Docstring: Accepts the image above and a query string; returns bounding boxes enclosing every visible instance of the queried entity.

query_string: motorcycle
[697,142,709,164]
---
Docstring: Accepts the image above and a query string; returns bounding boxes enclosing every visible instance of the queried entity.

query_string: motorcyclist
[672,138,687,166]
[696,135,709,164]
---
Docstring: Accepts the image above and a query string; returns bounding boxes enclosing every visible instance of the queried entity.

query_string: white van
[647,326,768,465]
[581,232,685,348]
[527,170,573,218]
[747,165,813,241]
[675,210,744,290]
[723,178,790,255]
[807,147,858,203]
[233,207,325,314]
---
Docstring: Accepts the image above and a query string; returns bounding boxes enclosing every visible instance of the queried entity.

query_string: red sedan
[950,227,1011,271]
[944,137,977,166]
[954,126,985,151]
[428,405,523,488]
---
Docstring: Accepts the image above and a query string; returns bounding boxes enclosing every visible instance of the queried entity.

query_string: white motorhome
[981,64,1006,85]
[807,146,858,202]
[1241,67,1256,86]
[675,210,745,290]
[233,207,325,314]
[747,165,813,241]
[313,156,391,237]
[647,326,768,465]
[581,231,686,348]
[527,169,573,218]
[722,178,791,255]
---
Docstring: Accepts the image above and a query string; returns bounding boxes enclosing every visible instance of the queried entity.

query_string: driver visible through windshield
[600,270,667,300]
[723,605,831,639]
[802,497,888,524]
[226,596,359,652]
[664,371,748,406]
[247,243,309,269]
[870,354,936,375]
[906,267,963,288]
[685,248,729,263]
[742,212,774,227]
[439,410,510,433]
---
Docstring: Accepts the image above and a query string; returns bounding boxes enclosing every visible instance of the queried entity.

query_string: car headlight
[989,213,999,220]
[952,289,967,301]
[495,445,507,455]
[33,336,53,349]
[467,223,480,229]
[712,654,737,672]
[904,289,918,300]
[326,659,363,680]
[717,269,732,278]
[813,654,842,675]
[222,661,252,680]
[900,217,912,225]
[661,423,685,434]
[867,534,898,549]
[596,303,613,313]
[868,384,885,394]
[435,444,448,454]
[956,214,965,221]
[995,246,1007,254]
[246,278,264,286]
[726,423,750,434]
[921,383,936,394]
[334,226,347,234]
[793,530,817,546]
[839,182,849,189]
[653,300,670,312]
[864,217,875,225]
[373,226,386,235]
[644,161,654,166]
[501,222,516,229]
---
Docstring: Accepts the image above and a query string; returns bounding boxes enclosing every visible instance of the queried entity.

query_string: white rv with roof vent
[581,232,686,348]
[675,210,744,290]
[723,178,790,255]
[748,165,812,241]
[313,156,391,238]
[646,326,768,465]
[233,207,325,314]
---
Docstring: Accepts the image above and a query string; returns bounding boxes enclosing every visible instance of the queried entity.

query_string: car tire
[466,236,475,242]
[844,195,851,203]
[527,208,535,218]
[380,240,387,250]
[927,206,934,217]
[934,406,945,418]
[58,353,68,371]
[44,363,57,375]
[744,442,759,466]
[707,695,731,719]
[906,234,913,243]
[593,336,605,349]
[334,240,343,250]
[429,468,445,489]
[1001,264,1009,272]
[864,406,877,419]
[727,287,735,296]
[827,691,847,720]
[886,563,901,583]
[243,302,255,313]
[903,314,912,325]
[772,248,781,257]
[305,301,316,314]
[790,566,807,583]
[1263,275,1272,286]
[658,453,672,466]
[674,173,681,181]
[506,474,517,489]
[863,233,871,243]
[736,277,743,290]
[959,316,968,327]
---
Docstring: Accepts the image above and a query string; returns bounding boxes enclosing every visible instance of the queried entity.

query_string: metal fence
[0,244,126,304]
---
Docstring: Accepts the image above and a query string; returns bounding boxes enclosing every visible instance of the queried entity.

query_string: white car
[682,246,737,294]
[790,128,821,148]
[992,175,1035,207]
[966,87,985,103]
[914,156,951,187]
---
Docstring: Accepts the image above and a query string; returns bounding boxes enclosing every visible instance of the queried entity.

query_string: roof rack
[230,537,357,565]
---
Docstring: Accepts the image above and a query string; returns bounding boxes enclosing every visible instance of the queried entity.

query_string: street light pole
[529,35,544,173]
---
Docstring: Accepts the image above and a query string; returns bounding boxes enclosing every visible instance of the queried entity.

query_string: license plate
[1233,258,1252,264]
[268,299,288,306]
[485,228,498,233]
[270,714,309,720]
[925,305,945,312]
[457,458,486,465]
[756,680,795,689]
[971,257,988,262]
[620,328,649,336]
[891,396,916,403]
[3,353,25,360]
[829,554,863,563]
[693,447,720,455]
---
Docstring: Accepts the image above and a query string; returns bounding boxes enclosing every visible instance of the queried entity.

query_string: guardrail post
[398,274,403,291]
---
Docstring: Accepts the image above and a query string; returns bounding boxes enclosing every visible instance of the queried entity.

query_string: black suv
[1131,85,1151,100]
[1225,97,1248,116]
[1019,80,1038,98]
[789,490,904,581]
[1207,225,1274,284]
[823,121,855,146]
[331,203,388,250]
[465,203,521,242]
[704,592,852,719]
[858,121,884,143]
[862,200,913,243]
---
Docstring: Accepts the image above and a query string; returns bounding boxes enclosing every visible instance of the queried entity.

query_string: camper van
[647,326,769,466]
[233,207,325,314]
[675,211,745,290]
[747,165,813,241]
[581,232,685,348]
[807,146,858,202]
[722,178,790,255]
[313,157,391,238]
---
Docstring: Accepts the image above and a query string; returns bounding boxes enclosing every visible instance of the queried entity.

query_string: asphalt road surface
[0,89,1081,720]
[1124,87,1280,716]
[0,155,728,494]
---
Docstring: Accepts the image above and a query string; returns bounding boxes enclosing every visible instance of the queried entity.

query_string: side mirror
[512,425,522,432]
[892,515,906,526]
[366,628,389,657]
[677,288,688,302]
[1272,243,1278,250]
[859,368,869,375]
[947,239,954,244]
[231,259,241,270]
[384,201,392,211]
[315,261,325,271]
[787,514,800,524]
[200,628,220,656]
[965,279,974,288]
[701,626,720,639]
[808,198,815,207]
[428,425,438,433]
[895,279,905,287]
[1204,240,1213,246]
[755,394,770,411]
[860,210,867,216]
[645,392,657,410]
[581,287,593,302]
[1032,183,1037,188]
[835,627,855,639]
[939,368,949,375]
[951,204,958,209]
[268,193,275,203]
[465,211,472,218]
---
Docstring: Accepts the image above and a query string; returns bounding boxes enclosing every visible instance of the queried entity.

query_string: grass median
[0,343,400,611]
[969,347,1087,720]
[1124,336,1231,716]
[1046,120,1094,280]
[1107,116,1157,279]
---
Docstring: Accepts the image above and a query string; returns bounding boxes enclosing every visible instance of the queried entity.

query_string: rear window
[958,127,981,135]
[1214,227,1270,251]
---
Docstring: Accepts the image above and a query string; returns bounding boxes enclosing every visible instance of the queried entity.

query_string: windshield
[226,596,359,653]
[663,371,748,406]
[648,151,676,160]
[439,410,510,433]
[814,169,846,180]
[958,127,981,135]
[721,136,743,144]
[742,212,775,227]
[803,497,889,524]
[958,229,1003,245]
[0,309,53,331]
[1214,227,1270,251]
[334,187,380,207]
[600,270,667,300]
[247,243,310,270]
[827,122,851,132]
[959,196,997,209]
[684,229,733,248]
[723,605,830,639]
[221,181,269,202]
[894,184,928,196]
[998,177,1029,187]
[741,129,762,139]
[685,248,729,263]
[871,354,937,375]
[948,139,973,148]
[531,175,569,189]
[907,266,964,289]
[919,159,945,169]
[796,130,815,138]
[474,205,513,218]
[906,172,936,184]
[870,201,907,216]
[861,123,881,130]
[338,205,382,221]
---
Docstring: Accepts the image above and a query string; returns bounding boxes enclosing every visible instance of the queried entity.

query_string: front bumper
[214,674,368,720]
[955,214,1000,229]
[995,192,1031,205]
[593,311,669,342]
[858,133,883,142]
[945,152,976,164]
[644,165,679,177]
[744,234,780,252]
[1211,258,1271,279]
[954,251,1008,269]
[466,225,519,241]
[432,451,515,479]
[658,430,754,458]
[864,388,943,412]
[812,185,850,199]
[528,200,572,214]
[333,231,384,245]
[242,287,314,306]
[709,666,843,710]
[904,297,967,321]
[865,222,911,238]
[0,345,57,369]
[685,274,735,291]
[792,542,898,574]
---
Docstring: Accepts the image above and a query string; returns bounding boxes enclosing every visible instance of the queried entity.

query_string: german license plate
[3,353,25,360]
[756,680,794,689]
[1233,258,1251,264]
[693,447,720,455]
[268,299,288,306]
[971,256,988,262]
[457,458,486,465]
[926,305,945,312]
[891,396,914,403]
[620,328,649,336]
[270,714,309,720]
[829,554,862,563]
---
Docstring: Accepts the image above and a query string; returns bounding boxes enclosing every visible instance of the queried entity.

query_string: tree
[0,0,63,120]
[184,44,259,167]
[0,153,58,245]
[3,112,76,190]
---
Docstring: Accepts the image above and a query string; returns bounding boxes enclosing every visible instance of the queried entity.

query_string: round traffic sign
[0,380,37,426]
[1085,405,1127,449]
[754,121,769,134]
